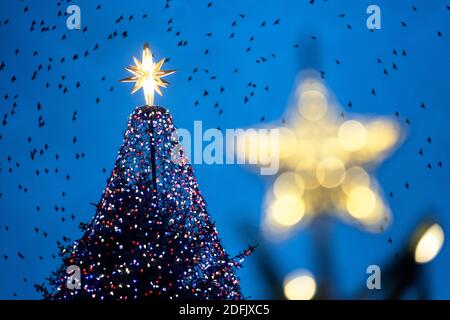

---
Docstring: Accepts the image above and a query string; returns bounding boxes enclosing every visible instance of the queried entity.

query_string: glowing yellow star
[236,71,403,235]
[120,43,175,106]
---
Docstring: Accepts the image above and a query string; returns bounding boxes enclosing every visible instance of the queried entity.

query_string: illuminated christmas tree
[37,44,253,300]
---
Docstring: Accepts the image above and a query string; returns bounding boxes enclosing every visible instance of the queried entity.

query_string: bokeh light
[414,223,445,264]
[283,270,317,300]
[316,156,346,189]
[338,120,367,151]
[346,186,377,219]
[299,90,328,121]
[341,166,370,195]
[269,194,305,227]
[273,172,304,199]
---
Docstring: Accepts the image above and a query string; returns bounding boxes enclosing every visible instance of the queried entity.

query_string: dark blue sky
[0,0,449,299]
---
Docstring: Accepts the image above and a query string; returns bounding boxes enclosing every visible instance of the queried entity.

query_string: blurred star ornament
[237,71,402,234]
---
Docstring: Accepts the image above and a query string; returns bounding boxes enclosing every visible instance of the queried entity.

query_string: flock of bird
[0,0,448,298]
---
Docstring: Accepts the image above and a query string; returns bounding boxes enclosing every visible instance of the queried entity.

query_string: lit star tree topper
[120,43,175,106]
